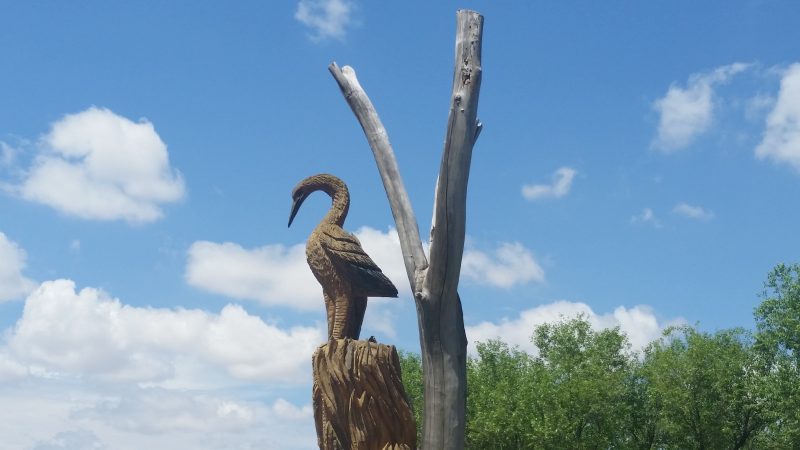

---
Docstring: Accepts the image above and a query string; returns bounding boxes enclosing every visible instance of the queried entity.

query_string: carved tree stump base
[312,338,416,450]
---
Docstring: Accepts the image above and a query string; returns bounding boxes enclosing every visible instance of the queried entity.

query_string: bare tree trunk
[328,10,483,449]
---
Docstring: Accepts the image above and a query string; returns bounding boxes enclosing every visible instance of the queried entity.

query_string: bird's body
[289,174,397,340]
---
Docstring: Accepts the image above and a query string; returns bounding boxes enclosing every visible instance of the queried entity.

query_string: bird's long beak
[288,197,304,227]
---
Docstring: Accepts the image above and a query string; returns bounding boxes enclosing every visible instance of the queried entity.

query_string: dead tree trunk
[329,10,483,449]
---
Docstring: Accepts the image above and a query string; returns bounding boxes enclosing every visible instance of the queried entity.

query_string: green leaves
[752,263,800,448]
[398,350,423,444]
[641,326,766,449]
[397,264,800,449]
[755,263,800,361]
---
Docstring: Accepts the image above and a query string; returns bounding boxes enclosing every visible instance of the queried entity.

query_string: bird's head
[288,182,311,228]
[288,174,346,227]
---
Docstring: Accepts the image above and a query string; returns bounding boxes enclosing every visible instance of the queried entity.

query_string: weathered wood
[418,11,482,450]
[312,339,417,450]
[328,10,484,450]
[328,63,428,292]
[425,10,482,311]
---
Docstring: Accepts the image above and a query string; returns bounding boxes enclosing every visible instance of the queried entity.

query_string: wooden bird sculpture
[288,174,398,340]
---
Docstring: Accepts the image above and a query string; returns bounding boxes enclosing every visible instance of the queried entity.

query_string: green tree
[621,358,661,449]
[402,317,636,449]
[396,274,800,450]
[531,317,632,449]
[642,326,767,449]
[754,263,800,360]
[751,263,800,448]
[466,339,538,449]
[398,350,424,444]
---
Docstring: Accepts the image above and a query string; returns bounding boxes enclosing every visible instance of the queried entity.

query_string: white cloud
[630,207,662,228]
[0,350,27,381]
[295,0,354,42]
[185,227,410,309]
[755,63,800,172]
[185,227,413,342]
[186,240,322,310]
[6,279,322,384]
[466,300,683,355]
[0,280,318,449]
[0,231,36,302]
[362,304,398,340]
[462,242,545,288]
[33,429,107,450]
[0,382,316,450]
[187,227,544,308]
[75,389,259,434]
[521,167,576,200]
[672,202,714,221]
[1,141,17,166]
[652,63,751,152]
[15,107,185,223]
[745,93,775,121]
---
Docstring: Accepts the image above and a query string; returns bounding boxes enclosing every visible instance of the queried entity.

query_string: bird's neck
[322,184,350,226]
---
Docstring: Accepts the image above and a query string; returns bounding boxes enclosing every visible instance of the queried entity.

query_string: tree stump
[312,339,416,450]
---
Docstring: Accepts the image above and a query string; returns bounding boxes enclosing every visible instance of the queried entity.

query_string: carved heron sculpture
[288,174,398,340]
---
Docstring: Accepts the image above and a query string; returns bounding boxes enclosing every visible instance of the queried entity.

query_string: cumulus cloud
[33,429,107,450]
[0,278,319,448]
[672,202,714,221]
[75,389,261,434]
[361,304,399,340]
[0,350,27,381]
[6,279,322,384]
[0,382,316,450]
[14,107,185,223]
[630,207,662,228]
[187,227,544,308]
[521,167,576,201]
[462,242,545,288]
[0,232,36,302]
[0,141,17,166]
[755,63,800,172]
[652,63,751,152]
[295,0,354,41]
[185,226,409,309]
[186,241,321,310]
[466,300,683,355]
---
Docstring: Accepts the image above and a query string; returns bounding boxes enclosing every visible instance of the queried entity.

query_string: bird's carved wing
[320,226,399,298]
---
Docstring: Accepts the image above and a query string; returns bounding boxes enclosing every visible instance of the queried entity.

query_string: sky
[1,1,799,448]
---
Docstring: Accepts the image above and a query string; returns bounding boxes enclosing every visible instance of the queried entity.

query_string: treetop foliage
[400,263,800,449]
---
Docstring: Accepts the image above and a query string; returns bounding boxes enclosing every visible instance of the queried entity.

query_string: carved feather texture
[290,174,399,342]
[320,227,398,298]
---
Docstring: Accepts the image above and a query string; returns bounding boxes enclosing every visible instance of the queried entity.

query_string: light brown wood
[313,339,416,450]
[289,174,398,340]
[289,174,415,449]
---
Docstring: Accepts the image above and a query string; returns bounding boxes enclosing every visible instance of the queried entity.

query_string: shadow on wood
[313,339,416,450]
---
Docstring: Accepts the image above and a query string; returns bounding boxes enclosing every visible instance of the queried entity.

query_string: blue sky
[1,1,799,448]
